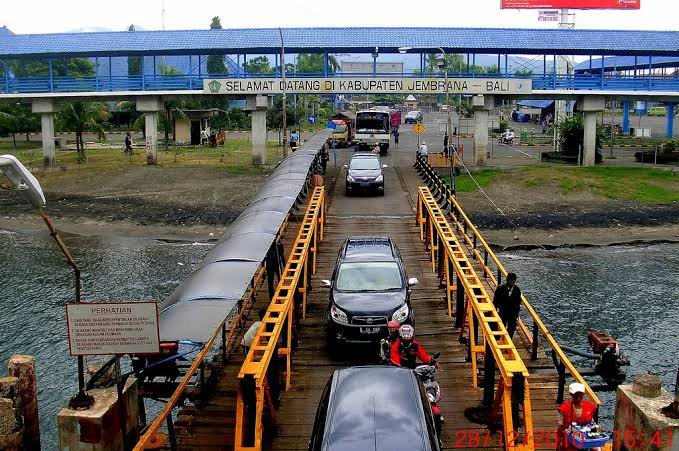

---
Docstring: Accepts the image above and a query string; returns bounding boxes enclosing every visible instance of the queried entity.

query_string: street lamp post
[0,154,93,408]
[435,48,455,196]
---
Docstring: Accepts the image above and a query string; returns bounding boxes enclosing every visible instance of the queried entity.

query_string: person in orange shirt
[556,382,598,450]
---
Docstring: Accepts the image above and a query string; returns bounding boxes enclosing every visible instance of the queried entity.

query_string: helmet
[399,324,415,342]
[387,320,400,331]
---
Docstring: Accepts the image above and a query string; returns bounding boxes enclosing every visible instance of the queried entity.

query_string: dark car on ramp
[308,365,441,451]
[322,236,417,352]
[344,153,386,196]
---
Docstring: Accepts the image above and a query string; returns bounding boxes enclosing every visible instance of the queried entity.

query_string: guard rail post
[531,321,539,361]
[454,277,464,328]
[167,413,177,451]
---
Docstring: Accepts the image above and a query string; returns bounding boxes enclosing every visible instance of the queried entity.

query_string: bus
[354,109,391,154]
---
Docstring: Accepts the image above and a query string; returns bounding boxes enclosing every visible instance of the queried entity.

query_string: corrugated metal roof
[574,56,679,72]
[1,27,678,58]
[0,26,14,37]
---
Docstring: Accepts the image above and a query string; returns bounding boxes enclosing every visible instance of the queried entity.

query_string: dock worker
[493,272,522,338]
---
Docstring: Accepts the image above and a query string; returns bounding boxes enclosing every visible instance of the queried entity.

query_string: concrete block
[471,95,494,110]
[0,377,19,401]
[8,355,39,450]
[581,95,605,112]
[633,374,663,398]
[246,95,271,111]
[31,99,58,114]
[614,384,679,451]
[58,378,140,451]
[136,96,163,112]
[0,398,19,435]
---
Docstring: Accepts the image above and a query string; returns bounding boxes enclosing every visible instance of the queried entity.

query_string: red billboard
[501,0,640,8]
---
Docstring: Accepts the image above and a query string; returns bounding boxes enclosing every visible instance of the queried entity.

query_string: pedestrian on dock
[443,133,449,157]
[492,272,522,338]
[394,128,400,148]
[556,382,598,450]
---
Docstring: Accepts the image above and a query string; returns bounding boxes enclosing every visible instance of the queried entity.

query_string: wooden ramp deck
[172,162,566,450]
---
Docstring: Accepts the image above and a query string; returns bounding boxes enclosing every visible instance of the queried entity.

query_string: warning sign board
[66,302,160,356]
[412,123,426,135]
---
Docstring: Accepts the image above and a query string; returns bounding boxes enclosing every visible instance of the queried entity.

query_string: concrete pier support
[622,101,631,134]
[58,378,140,450]
[8,355,39,450]
[246,95,271,165]
[32,99,58,168]
[0,376,22,450]
[614,373,679,451]
[666,103,675,138]
[472,95,494,166]
[136,96,163,165]
[581,96,604,167]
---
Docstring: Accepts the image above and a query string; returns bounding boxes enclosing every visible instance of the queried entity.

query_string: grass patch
[0,139,287,188]
[443,169,501,193]
[513,166,679,203]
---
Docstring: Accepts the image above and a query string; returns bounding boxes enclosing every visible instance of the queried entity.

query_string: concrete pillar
[614,373,679,451]
[666,103,675,139]
[0,377,22,451]
[580,96,605,167]
[32,99,58,168]
[58,378,140,450]
[472,95,494,166]
[136,96,163,165]
[8,355,39,450]
[246,95,271,165]
[622,101,631,134]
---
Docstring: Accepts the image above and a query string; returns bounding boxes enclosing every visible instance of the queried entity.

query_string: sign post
[66,302,160,356]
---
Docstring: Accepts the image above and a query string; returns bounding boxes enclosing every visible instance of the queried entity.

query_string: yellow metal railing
[427,146,464,168]
[447,195,601,406]
[234,186,325,451]
[417,186,534,450]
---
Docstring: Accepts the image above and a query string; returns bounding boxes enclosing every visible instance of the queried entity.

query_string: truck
[328,112,355,147]
[354,109,391,154]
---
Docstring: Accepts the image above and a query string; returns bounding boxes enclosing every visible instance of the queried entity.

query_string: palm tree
[58,102,110,163]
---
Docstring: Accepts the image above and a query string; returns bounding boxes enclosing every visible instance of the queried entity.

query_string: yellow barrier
[234,186,325,451]
[447,195,601,406]
[417,187,534,450]
[427,147,464,168]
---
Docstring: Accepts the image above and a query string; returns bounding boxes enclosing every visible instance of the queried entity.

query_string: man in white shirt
[419,141,429,156]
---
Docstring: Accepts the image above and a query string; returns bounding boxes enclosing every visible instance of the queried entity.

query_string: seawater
[500,243,679,427]
[0,230,211,447]
[1,230,677,445]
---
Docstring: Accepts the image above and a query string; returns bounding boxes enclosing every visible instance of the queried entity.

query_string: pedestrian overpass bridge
[2,26,678,168]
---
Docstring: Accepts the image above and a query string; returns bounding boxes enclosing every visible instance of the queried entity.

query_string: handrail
[133,263,268,450]
[447,194,601,406]
[417,186,534,450]
[234,186,325,451]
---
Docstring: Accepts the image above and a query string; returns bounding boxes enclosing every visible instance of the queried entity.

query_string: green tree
[244,56,273,74]
[57,102,110,163]
[11,58,95,78]
[515,68,533,77]
[295,53,338,74]
[0,104,40,144]
[557,113,604,163]
[207,17,227,75]
[127,24,143,76]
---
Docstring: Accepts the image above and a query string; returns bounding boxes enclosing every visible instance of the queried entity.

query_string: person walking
[493,272,522,338]
[290,130,299,151]
[443,133,449,157]
[124,132,134,155]
[319,145,329,175]
[200,128,209,146]
[393,128,400,148]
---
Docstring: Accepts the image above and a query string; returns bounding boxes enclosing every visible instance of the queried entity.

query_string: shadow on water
[0,230,211,447]
[501,243,679,427]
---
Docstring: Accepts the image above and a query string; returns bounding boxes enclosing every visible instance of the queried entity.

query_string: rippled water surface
[0,230,210,447]
[500,243,679,427]
[1,230,677,445]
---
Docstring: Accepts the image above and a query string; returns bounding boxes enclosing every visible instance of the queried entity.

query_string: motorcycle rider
[500,128,515,144]
[390,325,439,369]
[380,321,401,362]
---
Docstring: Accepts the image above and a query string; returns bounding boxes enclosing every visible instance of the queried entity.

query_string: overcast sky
[1,0,676,34]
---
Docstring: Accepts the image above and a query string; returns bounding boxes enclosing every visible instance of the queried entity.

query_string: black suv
[323,236,417,351]
[344,153,386,196]
[308,366,441,451]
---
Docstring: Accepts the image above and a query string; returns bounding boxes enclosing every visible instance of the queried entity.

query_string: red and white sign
[501,0,640,9]
[66,302,160,356]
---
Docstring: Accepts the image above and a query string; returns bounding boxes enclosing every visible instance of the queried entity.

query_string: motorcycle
[498,134,515,145]
[415,352,443,439]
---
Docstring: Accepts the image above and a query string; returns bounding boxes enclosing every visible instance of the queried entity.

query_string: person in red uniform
[556,382,598,450]
[389,325,438,369]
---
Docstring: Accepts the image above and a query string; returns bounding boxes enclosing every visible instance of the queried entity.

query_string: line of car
[308,236,442,451]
